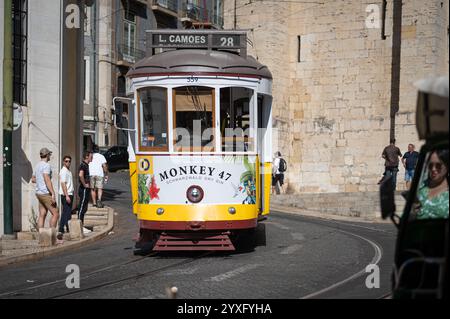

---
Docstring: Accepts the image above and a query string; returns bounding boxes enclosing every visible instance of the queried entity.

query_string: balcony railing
[152,0,178,13]
[181,2,224,28]
[118,44,145,64]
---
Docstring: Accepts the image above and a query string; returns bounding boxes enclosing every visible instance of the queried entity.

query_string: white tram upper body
[118,31,273,251]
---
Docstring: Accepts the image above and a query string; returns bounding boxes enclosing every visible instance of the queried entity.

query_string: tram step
[154,233,235,251]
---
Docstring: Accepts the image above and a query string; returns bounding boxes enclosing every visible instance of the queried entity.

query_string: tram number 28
[220,37,234,47]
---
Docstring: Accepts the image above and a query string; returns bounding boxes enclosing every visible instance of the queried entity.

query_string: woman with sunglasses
[416,149,449,220]
[58,155,74,241]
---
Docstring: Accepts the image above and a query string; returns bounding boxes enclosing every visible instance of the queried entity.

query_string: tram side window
[220,87,254,152]
[173,86,215,152]
[139,87,168,150]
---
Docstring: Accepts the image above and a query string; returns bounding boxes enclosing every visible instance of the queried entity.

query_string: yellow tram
[114,30,273,251]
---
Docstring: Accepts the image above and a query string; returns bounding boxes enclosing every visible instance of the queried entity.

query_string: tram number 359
[187,76,199,83]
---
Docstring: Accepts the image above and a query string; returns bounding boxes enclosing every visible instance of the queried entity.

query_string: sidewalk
[0,205,115,268]
[270,191,407,223]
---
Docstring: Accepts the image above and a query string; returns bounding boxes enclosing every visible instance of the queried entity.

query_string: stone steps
[1,240,39,250]
[85,211,108,216]
[83,219,108,227]
[84,215,108,220]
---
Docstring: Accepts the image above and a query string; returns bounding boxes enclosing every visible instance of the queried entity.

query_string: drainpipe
[389,0,402,142]
[234,0,237,29]
[93,1,98,145]
[3,0,13,234]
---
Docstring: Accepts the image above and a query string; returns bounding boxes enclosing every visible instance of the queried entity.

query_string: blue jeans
[384,167,399,190]
[59,195,73,233]
[404,169,415,182]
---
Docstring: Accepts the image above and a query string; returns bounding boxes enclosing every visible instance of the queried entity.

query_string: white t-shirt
[59,166,74,195]
[273,157,281,175]
[34,161,52,195]
[89,153,107,177]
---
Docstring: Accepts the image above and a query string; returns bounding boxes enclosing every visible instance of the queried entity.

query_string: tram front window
[138,87,168,151]
[173,86,215,152]
[220,87,254,152]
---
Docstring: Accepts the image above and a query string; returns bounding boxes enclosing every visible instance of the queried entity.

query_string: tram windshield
[136,85,258,153]
[173,86,215,152]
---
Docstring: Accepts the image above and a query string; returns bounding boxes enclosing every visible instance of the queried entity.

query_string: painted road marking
[291,232,305,241]
[265,221,290,230]
[280,244,303,255]
[163,266,199,276]
[207,264,261,282]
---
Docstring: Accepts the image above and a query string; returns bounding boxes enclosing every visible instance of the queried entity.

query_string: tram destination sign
[147,30,247,55]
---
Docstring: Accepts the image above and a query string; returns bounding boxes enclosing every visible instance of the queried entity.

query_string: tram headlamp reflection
[156,208,165,215]
[186,185,204,203]
[228,207,236,215]
[191,188,200,198]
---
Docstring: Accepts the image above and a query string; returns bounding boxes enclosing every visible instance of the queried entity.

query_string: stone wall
[224,0,449,195]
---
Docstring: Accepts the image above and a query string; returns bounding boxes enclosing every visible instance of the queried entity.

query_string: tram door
[257,94,272,216]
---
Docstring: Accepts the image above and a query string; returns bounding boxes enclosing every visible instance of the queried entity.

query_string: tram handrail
[112,96,136,132]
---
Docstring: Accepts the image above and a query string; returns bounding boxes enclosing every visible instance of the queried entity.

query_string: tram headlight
[156,208,165,215]
[186,185,204,203]
[191,188,200,198]
[228,207,236,215]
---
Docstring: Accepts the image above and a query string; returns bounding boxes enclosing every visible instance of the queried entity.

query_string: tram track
[0,210,395,299]
[0,251,212,299]
[0,252,157,298]
[272,212,394,299]
[48,251,214,299]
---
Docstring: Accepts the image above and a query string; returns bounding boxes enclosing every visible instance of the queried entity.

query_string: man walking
[382,138,402,190]
[58,155,74,241]
[78,150,93,234]
[89,145,109,208]
[272,151,286,195]
[402,144,419,190]
[32,148,59,229]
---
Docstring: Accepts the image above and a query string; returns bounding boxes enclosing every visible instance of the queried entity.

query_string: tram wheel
[134,229,157,255]
[233,228,257,253]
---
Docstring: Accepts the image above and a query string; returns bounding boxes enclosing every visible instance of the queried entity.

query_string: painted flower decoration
[148,175,160,200]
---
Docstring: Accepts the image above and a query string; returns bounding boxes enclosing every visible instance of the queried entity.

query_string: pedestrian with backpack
[272,151,287,194]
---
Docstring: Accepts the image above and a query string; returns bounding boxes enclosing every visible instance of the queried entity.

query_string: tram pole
[3,0,14,234]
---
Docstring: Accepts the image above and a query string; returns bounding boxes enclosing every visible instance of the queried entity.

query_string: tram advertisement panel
[137,155,257,205]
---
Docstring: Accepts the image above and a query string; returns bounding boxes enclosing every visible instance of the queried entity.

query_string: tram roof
[126,49,272,80]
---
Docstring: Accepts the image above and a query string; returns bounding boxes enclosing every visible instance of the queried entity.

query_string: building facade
[224,0,449,195]
[1,0,85,236]
[83,0,224,149]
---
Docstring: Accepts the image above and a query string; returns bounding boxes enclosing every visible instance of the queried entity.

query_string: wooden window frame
[219,87,256,153]
[172,86,216,153]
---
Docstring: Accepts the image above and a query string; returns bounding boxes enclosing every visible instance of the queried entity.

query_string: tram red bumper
[139,219,257,231]
[138,219,258,251]
[153,232,235,251]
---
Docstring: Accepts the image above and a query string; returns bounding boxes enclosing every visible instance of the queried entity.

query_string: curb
[270,204,391,224]
[0,206,115,269]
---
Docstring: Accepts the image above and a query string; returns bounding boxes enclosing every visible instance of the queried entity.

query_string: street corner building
[224,0,449,214]
[1,0,85,236]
